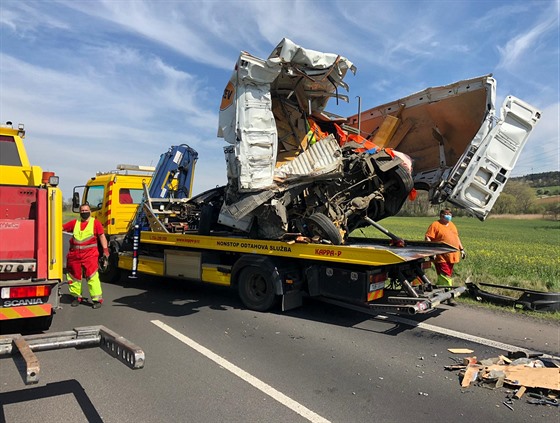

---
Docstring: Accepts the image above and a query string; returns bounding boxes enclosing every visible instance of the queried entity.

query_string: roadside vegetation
[354,216,559,292]
[62,210,75,222]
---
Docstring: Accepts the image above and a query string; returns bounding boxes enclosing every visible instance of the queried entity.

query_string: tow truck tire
[237,266,278,312]
[99,242,121,283]
[306,213,343,245]
[99,264,120,283]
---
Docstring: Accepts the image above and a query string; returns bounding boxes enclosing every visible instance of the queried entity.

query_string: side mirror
[72,192,80,213]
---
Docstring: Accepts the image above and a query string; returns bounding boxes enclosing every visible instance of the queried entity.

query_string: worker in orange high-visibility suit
[425,208,466,288]
[63,204,109,309]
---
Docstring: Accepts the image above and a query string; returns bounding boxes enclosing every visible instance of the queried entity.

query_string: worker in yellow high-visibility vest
[63,204,109,309]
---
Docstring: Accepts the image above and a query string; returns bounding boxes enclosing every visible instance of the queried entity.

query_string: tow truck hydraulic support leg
[0,326,145,384]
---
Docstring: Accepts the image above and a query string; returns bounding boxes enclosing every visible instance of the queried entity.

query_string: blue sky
[1,0,558,199]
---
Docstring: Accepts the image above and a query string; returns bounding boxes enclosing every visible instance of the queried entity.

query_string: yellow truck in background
[72,164,154,282]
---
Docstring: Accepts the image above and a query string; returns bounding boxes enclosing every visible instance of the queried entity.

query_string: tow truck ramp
[0,326,145,384]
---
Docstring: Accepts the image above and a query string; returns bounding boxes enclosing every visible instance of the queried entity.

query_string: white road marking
[320,298,559,360]
[378,314,559,360]
[151,319,331,423]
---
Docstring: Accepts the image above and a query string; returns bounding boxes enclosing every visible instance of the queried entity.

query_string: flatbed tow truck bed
[117,231,465,315]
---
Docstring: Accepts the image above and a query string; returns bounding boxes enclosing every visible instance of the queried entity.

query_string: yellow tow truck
[0,122,145,384]
[74,144,464,315]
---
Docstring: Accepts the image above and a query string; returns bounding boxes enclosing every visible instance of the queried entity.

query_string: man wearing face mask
[63,204,109,309]
[425,208,465,290]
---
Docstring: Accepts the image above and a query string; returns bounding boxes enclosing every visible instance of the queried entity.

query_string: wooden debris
[499,355,512,364]
[514,386,526,399]
[484,364,560,391]
[461,365,481,388]
[462,356,478,366]
[448,348,474,354]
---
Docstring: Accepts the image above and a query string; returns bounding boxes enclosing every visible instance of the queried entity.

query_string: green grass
[62,210,76,222]
[351,216,560,293]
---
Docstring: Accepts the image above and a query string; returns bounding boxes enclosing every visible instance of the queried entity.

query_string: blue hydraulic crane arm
[130,144,199,232]
[148,144,199,199]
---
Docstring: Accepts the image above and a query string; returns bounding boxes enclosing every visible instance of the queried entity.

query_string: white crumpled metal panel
[274,134,342,182]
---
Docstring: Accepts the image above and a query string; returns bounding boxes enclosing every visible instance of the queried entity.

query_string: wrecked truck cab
[217,38,413,243]
[218,37,356,191]
[216,39,541,244]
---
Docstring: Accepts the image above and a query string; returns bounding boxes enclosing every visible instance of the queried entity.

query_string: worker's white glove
[460,249,466,260]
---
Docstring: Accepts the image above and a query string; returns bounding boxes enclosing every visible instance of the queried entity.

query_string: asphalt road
[1,272,558,423]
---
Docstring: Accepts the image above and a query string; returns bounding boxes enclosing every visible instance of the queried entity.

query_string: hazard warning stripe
[104,180,114,227]
[0,304,52,320]
[367,289,384,302]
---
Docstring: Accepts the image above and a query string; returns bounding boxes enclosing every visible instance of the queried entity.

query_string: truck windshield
[84,185,105,211]
[0,135,22,166]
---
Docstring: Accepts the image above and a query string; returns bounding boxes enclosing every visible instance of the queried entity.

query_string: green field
[352,216,560,293]
[63,210,75,222]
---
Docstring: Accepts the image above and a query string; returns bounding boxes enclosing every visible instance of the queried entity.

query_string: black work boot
[92,301,102,309]
[71,297,82,307]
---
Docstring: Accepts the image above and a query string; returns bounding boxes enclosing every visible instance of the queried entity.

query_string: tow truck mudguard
[0,326,145,384]
[231,255,285,296]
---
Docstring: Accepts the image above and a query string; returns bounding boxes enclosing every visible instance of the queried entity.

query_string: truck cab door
[435,96,541,220]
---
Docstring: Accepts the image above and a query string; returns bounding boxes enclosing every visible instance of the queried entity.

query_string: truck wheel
[238,266,278,312]
[306,213,343,245]
[382,164,414,217]
[100,264,121,283]
[99,240,122,283]
[100,252,121,283]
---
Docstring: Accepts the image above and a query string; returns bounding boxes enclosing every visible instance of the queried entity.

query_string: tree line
[399,174,560,219]
[513,171,559,188]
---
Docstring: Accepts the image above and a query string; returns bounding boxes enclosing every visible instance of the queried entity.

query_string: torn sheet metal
[346,76,541,220]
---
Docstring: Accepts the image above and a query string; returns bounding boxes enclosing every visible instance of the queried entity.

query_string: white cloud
[0,47,222,197]
[497,9,558,69]
[58,0,255,69]
[0,1,70,34]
